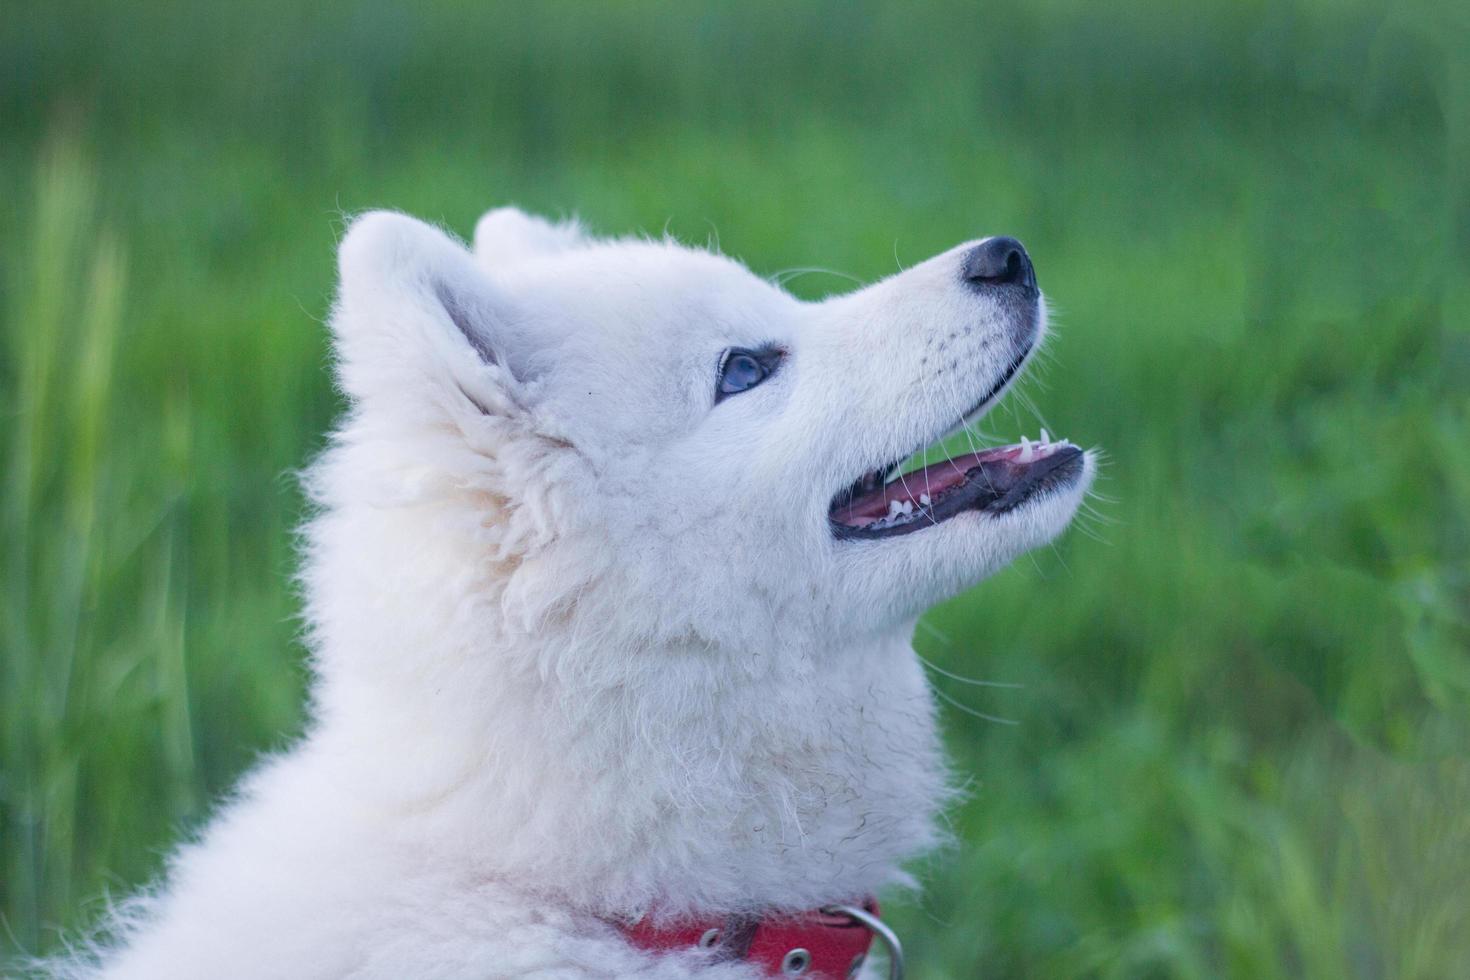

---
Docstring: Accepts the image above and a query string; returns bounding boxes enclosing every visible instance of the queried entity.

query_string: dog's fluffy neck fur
[301,431,948,922]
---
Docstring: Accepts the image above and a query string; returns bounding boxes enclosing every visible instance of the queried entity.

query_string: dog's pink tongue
[837,447,1014,523]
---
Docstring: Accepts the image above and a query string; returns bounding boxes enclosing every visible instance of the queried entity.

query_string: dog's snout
[962,237,1037,291]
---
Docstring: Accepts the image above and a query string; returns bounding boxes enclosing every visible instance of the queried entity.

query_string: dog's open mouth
[829,434,1084,540]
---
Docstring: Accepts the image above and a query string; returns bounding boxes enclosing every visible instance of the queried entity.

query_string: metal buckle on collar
[820,905,904,980]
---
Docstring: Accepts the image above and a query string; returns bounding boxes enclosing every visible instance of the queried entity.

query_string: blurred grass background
[3,0,1469,976]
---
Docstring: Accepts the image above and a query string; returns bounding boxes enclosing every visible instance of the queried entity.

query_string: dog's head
[320,208,1092,658]
[309,208,1097,907]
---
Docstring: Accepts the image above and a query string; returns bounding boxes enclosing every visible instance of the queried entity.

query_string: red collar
[620,899,899,978]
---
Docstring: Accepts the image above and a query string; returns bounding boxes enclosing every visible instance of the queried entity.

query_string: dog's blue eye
[716,347,779,402]
[723,354,764,391]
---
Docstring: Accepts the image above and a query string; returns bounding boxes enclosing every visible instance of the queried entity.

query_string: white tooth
[1040,428,1050,446]
[1018,441,1035,463]
[888,500,905,518]
[919,493,931,506]
[901,500,914,515]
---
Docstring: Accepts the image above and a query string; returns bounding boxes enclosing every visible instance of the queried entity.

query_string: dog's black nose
[963,236,1037,290]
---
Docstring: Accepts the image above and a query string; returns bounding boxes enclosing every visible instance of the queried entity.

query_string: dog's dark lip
[959,345,1029,424]
[829,445,1084,540]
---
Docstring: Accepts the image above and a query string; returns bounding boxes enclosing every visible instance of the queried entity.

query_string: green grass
[3,1,1469,975]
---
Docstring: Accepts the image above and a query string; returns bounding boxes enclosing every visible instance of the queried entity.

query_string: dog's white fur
[47,209,1093,979]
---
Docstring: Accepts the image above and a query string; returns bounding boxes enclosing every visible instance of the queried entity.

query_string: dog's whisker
[917,654,1023,689]
[930,685,1020,726]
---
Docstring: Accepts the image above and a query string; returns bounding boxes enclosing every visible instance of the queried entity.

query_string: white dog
[51,209,1093,979]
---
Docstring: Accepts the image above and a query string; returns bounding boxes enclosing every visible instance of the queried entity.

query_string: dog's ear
[333,211,522,418]
[473,206,586,269]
